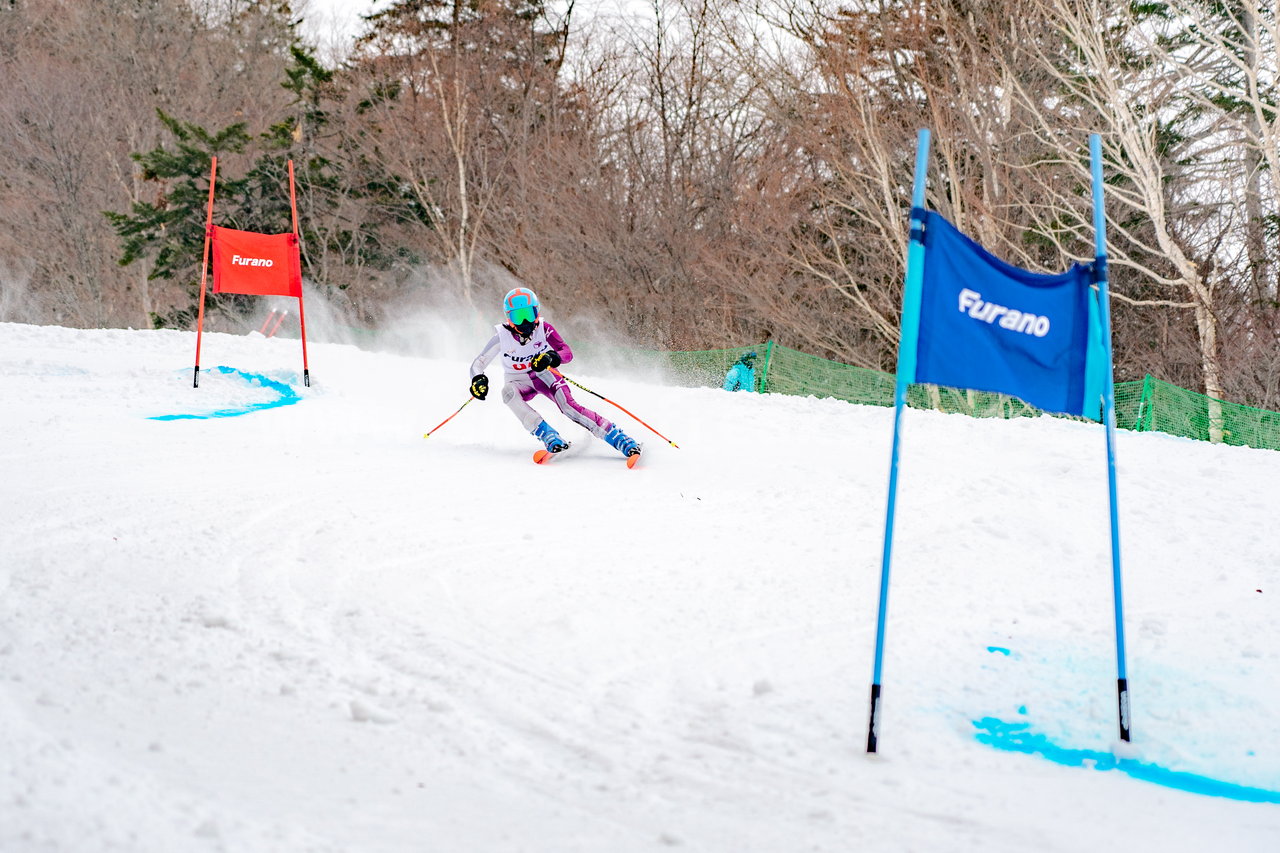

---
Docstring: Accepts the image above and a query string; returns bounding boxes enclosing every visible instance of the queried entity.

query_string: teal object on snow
[151,367,300,420]
[723,352,758,392]
[974,717,1280,804]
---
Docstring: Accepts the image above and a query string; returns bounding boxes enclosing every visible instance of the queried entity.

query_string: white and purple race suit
[469,320,613,437]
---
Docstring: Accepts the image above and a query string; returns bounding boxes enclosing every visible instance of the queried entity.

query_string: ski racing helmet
[503,287,540,335]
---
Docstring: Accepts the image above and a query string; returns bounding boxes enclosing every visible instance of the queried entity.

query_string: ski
[533,445,570,464]
[532,446,642,467]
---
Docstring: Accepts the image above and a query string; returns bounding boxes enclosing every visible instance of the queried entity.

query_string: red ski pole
[423,397,474,438]
[552,369,679,448]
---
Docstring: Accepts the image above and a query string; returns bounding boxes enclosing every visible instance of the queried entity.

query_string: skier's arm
[469,334,500,378]
[542,322,574,366]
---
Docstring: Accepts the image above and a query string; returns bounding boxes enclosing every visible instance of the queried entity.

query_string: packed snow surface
[1,321,1277,852]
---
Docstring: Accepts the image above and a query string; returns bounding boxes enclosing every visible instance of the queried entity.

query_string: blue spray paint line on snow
[150,367,300,421]
[974,717,1280,804]
[986,646,1011,656]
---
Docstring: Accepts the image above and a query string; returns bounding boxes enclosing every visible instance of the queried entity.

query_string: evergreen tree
[104,115,252,329]
[107,41,415,329]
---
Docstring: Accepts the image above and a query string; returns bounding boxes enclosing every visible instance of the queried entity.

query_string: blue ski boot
[603,424,640,458]
[533,420,569,453]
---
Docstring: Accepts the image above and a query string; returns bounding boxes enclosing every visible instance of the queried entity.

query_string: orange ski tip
[626,454,640,469]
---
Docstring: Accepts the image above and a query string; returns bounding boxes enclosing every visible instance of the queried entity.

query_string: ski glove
[530,350,561,372]
[470,374,489,400]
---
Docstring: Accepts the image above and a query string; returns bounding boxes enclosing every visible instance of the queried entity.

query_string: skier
[468,287,641,460]
[722,351,758,392]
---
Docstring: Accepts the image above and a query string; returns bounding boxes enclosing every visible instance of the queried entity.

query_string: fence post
[759,340,775,393]
[1135,374,1154,432]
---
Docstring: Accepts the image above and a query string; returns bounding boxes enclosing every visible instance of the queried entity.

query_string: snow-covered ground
[1,320,1277,852]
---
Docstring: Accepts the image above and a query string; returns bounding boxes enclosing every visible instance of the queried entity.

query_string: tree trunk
[1194,295,1226,442]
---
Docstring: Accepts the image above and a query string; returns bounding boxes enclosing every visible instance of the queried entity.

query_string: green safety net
[341,323,1280,452]
[623,341,1280,452]
[1122,374,1280,450]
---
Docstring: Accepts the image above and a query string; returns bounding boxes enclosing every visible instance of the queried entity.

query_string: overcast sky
[296,0,387,49]
[297,0,653,56]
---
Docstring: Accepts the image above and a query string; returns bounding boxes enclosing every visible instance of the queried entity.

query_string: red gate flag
[211,226,303,297]
[194,158,311,388]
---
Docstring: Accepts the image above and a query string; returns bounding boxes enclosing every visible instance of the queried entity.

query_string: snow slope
[1,321,1277,852]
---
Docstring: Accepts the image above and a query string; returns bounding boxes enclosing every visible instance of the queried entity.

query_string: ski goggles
[507,305,538,325]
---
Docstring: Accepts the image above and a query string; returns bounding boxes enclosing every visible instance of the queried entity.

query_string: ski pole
[552,369,680,448]
[423,397,474,438]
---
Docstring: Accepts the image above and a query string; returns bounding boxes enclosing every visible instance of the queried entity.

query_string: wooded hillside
[2,0,1278,407]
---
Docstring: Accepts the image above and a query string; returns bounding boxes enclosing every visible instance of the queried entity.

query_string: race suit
[469,320,613,437]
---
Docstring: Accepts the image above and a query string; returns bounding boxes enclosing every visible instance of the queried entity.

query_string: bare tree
[548,0,789,348]
[748,1,1068,367]
[998,0,1249,436]
[0,0,294,328]
[349,0,574,310]
[1148,0,1280,407]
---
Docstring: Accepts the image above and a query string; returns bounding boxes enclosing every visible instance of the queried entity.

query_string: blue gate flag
[869,131,1128,756]
[907,210,1107,420]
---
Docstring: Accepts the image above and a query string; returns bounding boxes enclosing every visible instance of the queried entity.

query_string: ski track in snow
[1,322,1277,852]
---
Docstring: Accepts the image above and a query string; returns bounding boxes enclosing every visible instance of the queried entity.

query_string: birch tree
[1150,0,1280,405]
[1002,0,1247,436]
[754,0,1072,367]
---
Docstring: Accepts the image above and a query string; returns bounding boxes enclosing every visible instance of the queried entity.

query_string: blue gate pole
[1091,133,1131,742]
[867,128,930,754]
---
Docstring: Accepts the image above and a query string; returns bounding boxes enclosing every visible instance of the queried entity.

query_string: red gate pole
[266,310,287,338]
[193,156,218,388]
[257,309,279,335]
[288,159,310,387]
